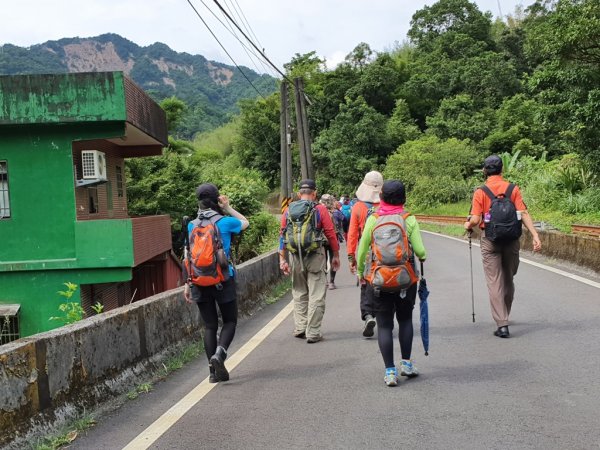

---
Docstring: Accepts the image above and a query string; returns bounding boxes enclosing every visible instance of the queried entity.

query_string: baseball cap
[483,155,503,171]
[299,179,317,191]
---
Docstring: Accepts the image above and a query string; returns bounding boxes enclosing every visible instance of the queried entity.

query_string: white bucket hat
[355,171,383,204]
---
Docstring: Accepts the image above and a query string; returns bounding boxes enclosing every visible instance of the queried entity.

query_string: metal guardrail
[415,215,600,238]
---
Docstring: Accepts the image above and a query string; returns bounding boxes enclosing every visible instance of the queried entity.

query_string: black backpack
[480,184,522,242]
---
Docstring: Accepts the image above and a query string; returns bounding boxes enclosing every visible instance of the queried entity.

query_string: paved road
[73,233,600,450]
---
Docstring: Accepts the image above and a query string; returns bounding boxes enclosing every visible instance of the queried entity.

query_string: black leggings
[197,299,238,361]
[374,288,416,368]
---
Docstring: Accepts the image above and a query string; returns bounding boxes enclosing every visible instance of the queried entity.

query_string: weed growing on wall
[49,282,83,325]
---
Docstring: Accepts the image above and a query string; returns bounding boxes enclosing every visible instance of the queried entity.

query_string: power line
[212,0,293,84]
[228,0,266,59]
[185,0,267,99]
[218,0,275,76]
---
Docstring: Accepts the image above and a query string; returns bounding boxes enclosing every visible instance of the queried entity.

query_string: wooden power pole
[293,77,314,180]
[280,82,292,212]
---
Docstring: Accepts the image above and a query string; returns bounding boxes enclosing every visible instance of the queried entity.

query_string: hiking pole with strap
[468,229,475,323]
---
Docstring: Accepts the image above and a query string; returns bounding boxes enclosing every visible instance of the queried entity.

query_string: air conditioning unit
[81,150,107,181]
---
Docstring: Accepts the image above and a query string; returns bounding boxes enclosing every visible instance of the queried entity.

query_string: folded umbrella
[418,261,430,356]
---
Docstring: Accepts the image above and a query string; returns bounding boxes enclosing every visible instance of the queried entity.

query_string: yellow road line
[122,300,295,450]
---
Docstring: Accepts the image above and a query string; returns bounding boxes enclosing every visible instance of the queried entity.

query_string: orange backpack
[365,212,418,293]
[185,212,230,287]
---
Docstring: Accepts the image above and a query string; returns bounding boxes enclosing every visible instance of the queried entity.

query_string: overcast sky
[2,0,529,75]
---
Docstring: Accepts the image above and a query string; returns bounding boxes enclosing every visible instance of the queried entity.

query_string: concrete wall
[0,250,281,447]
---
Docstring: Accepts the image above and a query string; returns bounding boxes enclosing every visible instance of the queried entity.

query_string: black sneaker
[208,366,217,384]
[494,326,510,338]
[362,315,376,337]
[210,346,230,381]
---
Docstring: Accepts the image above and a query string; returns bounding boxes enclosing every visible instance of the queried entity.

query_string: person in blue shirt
[183,183,249,383]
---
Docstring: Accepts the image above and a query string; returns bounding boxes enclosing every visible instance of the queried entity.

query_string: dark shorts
[367,283,417,314]
[190,278,237,305]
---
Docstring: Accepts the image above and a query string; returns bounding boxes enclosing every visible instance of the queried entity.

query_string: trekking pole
[468,229,475,323]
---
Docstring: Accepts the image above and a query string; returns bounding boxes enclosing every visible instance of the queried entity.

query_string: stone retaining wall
[0,250,281,447]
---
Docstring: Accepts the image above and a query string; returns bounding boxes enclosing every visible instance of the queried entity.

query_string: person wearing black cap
[465,155,542,338]
[183,183,249,382]
[356,180,427,386]
[279,179,341,343]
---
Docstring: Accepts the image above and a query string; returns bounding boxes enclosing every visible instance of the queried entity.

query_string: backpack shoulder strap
[504,183,516,200]
[480,185,496,201]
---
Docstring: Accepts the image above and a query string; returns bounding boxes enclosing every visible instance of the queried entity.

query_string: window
[0,161,10,219]
[0,305,20,345]
[116,166,124,198]
[88,187,99,214]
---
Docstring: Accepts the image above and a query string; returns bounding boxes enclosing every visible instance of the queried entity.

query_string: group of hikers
[182,154,542,387]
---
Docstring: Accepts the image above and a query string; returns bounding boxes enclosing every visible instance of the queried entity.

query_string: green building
[0,72,181,341]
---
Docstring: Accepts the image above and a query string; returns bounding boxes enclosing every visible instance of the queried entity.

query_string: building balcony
[131,215,172,266]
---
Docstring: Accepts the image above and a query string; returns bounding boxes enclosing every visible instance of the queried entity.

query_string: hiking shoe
[400,360,419,378]
[209,346,230,382]
[293,331,306,339]
[362,315,376,337]
[208,366,217,384]
[494,326,510,338]
[306,335,322,344]
[384,367,398,386]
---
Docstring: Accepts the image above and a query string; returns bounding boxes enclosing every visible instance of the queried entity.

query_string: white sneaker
[400,359,419,378]
[384,367,398,386]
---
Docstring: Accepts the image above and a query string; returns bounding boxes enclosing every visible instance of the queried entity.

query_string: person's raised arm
[219,195,249,230]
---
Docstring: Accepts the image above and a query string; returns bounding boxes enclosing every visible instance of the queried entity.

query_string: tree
[312,96,391,193]
[160,96,187,134]
[345,42,375,70]
[408,0,494,53]
[426,94,495,142]
[233,94,281,189]
[387,99,422,149]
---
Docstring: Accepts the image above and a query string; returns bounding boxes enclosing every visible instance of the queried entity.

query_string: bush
[409,175,473,208]
[234,212,280,263]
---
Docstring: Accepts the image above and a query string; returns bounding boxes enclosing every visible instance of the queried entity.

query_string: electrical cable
[196,0,275,77]
[212,0,293,84]
[185,0,266,99]
[230,0,265,54]
[221,0,274,76]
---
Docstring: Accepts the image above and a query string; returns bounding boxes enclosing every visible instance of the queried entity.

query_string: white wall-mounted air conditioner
[81,150,107,181]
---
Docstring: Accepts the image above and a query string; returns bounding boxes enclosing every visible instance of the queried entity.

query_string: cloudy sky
[2,0,529,75]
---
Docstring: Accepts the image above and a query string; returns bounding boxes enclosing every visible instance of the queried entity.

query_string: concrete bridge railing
[0,250,282,447]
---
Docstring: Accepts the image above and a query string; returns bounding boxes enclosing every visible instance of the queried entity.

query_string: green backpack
[284,200,325,256]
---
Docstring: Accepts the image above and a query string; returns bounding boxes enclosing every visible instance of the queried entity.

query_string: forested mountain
[0,33,277,137]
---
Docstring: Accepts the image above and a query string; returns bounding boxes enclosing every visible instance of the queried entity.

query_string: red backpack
[185,212,229,287]
[365,212,418,293]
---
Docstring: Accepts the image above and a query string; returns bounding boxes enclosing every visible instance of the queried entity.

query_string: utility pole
[280,82,289,212]
[294,78,308,180]
[298,78,314,180]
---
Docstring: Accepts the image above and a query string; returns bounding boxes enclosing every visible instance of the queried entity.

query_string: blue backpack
[341,204,352,221]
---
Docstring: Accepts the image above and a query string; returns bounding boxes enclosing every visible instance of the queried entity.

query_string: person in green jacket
[357,180,426,386]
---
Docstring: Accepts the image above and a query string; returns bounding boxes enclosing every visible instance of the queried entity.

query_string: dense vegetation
[0,33,277,138]
[228,0,600,230]
[127,0,600,250]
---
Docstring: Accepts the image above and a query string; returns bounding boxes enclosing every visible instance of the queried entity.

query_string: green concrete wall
[0,268,131,337]
[0,72,126,125]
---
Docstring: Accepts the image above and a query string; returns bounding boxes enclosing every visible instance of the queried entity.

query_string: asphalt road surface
[72,232,600,450]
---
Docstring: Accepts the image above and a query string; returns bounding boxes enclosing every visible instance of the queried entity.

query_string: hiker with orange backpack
[347,171,383,337]
[183,183,249,383]
[357,180,426,386]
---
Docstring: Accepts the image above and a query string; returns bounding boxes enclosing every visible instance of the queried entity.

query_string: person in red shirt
[347,171,383,337]
[465,155,542,338]
[279,179,340,343]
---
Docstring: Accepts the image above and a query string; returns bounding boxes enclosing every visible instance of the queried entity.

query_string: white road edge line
[422,230,600,289]
[122,300,295,450]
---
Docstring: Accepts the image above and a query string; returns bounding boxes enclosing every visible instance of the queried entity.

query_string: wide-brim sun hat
[355,171,383,203]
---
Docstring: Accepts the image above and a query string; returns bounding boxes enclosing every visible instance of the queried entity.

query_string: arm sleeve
[356,216,376,275]
[317,204,340,252]
[512,185,528,211]
[222,217,242,235]
[470,189,484,217]
[406,215,426,260]
[347,204,363,257]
